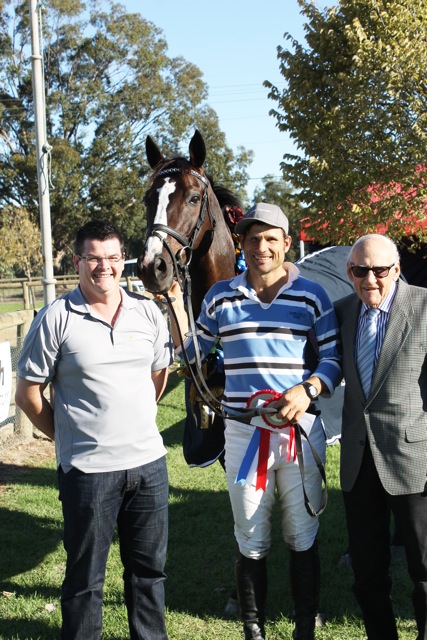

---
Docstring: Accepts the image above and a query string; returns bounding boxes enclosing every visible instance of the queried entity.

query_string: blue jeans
[57,457,169,640]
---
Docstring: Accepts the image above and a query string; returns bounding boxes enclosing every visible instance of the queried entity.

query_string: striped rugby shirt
[179,263,342,417]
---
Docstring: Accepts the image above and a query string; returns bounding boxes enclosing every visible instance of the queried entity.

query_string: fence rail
[0,276,144,309]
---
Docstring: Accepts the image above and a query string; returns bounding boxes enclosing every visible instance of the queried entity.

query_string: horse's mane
[211,183,243,211]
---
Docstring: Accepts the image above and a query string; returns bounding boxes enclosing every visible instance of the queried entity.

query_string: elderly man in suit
[334,233,427,640]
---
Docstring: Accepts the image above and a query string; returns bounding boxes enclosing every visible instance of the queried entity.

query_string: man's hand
[155,280,182,306]
[273,385,311,424]
[272,378,323,424]
[157,281,189,348]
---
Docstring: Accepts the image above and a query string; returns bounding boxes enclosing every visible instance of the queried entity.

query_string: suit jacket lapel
[340,295,366,402]
[369,282,413,400]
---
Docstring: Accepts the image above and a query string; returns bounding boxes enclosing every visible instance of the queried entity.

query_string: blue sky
[123,0,335,199]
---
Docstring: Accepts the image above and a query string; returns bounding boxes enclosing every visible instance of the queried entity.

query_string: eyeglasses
[77,254,124,265]
[350,264,395,278]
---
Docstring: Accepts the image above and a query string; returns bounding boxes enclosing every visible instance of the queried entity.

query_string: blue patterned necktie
[357,308,380,397]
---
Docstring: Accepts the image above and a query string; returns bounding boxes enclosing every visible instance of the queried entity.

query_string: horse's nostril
[154,256,167,275]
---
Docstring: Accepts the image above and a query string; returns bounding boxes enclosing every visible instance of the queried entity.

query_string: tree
[0,0,251,273]
[266,0,427,246]
[0,206,43,279]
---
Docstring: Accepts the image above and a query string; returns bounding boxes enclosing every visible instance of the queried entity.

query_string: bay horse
[138,129,244,470]
[138,130,244,615]
[137,129,238,319]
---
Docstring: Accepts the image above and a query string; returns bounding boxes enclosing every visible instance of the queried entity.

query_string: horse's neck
[190,234,235,318]
[186,195,236,315]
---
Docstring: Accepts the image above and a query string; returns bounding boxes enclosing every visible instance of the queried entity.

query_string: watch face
[303,383,318,399]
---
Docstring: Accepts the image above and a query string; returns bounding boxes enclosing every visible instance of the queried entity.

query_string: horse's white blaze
[143,178,176,265]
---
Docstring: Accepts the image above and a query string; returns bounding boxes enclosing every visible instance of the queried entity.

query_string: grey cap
[235,202,289,235]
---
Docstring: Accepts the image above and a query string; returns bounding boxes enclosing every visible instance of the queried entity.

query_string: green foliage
[0,206,43,278]
[0,373,416,639]
[0,0,252,273]
[266,0,427,246]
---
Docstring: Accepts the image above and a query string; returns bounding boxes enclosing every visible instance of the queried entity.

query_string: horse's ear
[146,135,164,169]
[189,130,206,168]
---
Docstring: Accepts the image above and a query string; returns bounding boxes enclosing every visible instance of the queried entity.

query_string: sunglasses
[350,264,395,278]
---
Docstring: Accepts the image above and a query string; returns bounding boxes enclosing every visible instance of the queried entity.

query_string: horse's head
[138,130,225,297]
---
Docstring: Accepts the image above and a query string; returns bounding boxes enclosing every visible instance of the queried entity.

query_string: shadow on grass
[0,461,56,489]
[165,469,413,628]
[0,617,61,640]
[0,465,62,596]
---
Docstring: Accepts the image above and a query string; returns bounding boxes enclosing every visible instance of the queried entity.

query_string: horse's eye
[190,194,201,205]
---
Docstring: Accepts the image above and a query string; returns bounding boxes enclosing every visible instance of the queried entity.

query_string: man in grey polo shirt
[15,220,173,640]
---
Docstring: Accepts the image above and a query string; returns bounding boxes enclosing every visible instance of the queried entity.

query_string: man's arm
[151,367,169,402]
[15,378,55,440]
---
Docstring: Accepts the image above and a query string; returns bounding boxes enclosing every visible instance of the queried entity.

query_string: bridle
[145,165,227,402]
[145,167,216,276]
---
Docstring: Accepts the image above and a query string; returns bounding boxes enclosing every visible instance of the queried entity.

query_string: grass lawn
[0,301,25,313]
[0,372,416,639]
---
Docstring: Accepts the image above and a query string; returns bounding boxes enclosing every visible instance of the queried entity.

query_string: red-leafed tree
[266,0,427,246]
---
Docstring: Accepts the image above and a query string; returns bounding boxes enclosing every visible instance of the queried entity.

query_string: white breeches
[224,417,326,558]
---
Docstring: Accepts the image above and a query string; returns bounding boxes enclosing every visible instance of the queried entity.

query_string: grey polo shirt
[18,287,173,473]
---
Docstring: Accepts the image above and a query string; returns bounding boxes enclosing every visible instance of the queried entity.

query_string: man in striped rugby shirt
[167,202,341,640]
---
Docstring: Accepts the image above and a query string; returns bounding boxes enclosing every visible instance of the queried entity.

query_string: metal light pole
[29,0,56,305]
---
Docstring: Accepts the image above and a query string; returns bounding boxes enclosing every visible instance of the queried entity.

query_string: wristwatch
[301,382,319,400]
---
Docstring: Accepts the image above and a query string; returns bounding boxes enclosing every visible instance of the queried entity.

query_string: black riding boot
[235,552,267,640]
[290,540,320,640]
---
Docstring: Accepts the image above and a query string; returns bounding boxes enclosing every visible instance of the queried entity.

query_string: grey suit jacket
[335,280,427,495]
